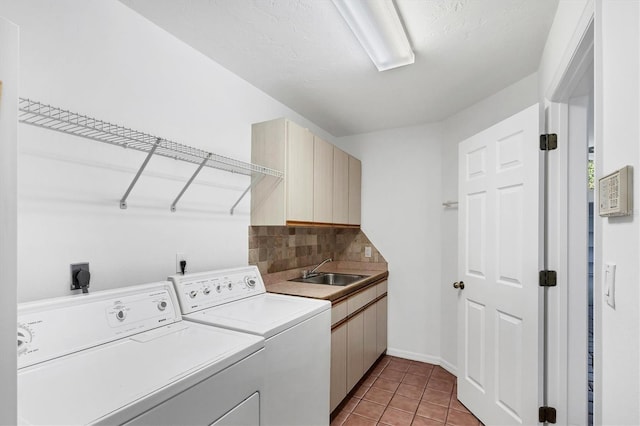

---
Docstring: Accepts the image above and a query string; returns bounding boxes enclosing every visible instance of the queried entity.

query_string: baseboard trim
[439,358,458,376]
[387,347,458,376]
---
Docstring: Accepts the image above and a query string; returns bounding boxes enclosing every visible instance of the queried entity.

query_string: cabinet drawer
[331,301,348,325]
[376,280,388,297]
[347,286,376,315]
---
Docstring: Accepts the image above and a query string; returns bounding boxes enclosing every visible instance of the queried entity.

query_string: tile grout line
[335,356,477,426]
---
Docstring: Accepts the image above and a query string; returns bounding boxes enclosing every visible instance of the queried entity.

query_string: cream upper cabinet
[348,156,362,225]
[313,136,333,223]
[332,147,349,224]
[286,121,314,222]
[251,117,361,226]
[251,119,286,226]
[251,118,312,225]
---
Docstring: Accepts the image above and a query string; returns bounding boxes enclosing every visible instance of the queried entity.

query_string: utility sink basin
[291,273,368,286]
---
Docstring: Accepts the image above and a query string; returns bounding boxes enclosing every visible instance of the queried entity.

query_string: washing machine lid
[18,321,263,426]
[185,293,330,339]
[17,283,264,425]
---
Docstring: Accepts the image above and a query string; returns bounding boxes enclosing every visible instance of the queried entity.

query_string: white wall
[0,15,19,426]
[0,0,333,302]
[594,1,640,424]
[335,123,445,363]
[335,74,537,369]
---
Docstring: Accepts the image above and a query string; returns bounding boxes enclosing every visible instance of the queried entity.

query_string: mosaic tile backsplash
[249,226,386,274]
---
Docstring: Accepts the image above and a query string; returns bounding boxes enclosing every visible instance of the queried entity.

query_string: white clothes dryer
[170,266,331,426]
[17,281,264,425]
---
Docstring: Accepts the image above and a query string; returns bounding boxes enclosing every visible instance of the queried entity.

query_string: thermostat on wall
[599,165,633,217]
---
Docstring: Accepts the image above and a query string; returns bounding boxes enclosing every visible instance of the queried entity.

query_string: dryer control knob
[227,282,232,290]
[216,285,222,293]
[203,287,211,295]
[189,290,198,299]
[157,300,167,311]
[116,309,126,321]
[17,325,32,355]
[245,277,257,288]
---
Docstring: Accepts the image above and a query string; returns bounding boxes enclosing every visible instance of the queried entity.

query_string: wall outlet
[364,246,372,258]
[176,253,187,274]
[70,262,90,291]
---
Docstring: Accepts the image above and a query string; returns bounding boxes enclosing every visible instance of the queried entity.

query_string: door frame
[0,15,19,425]
[543,9,596,426]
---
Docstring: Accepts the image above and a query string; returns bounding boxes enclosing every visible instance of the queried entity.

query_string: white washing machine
[17,281,264,425]
[169,266,331,426]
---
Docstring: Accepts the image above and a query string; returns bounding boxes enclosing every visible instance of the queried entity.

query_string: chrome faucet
[302,258,332,279]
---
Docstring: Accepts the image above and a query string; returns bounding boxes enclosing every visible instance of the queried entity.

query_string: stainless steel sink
[290,273,368,286]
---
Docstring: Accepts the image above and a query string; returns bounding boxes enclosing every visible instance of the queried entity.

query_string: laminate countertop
[262,261,388,303]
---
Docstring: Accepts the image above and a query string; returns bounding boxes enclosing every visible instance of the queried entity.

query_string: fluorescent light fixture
[332,0,414,71]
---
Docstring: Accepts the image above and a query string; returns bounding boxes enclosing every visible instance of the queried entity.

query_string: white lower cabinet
[330,323,347,412]
[346,311,364,393]
[363,304,377,372]
[330,281,388,413]
[376,297,388,357]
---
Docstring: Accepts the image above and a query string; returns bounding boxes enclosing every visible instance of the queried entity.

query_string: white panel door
[457,104,540,425]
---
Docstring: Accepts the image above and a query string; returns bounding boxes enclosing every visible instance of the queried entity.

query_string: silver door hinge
[539,406,557,423]
[540,134,558,151]
[539,270,557,287]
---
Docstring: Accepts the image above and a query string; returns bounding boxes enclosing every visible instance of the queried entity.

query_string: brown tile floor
[331,356,482,426]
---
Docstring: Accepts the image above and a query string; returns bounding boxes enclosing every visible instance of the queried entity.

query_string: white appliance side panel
[261,308,331,426]
[123,351,263,426]
[188,293,330,338]
[18,323,263,426]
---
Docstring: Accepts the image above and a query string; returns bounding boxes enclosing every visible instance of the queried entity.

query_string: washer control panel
[169,266,266,314]
[17,282,180,369]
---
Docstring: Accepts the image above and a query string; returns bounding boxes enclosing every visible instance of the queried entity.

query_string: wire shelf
[18,98,283,178]
[18,98,283,213]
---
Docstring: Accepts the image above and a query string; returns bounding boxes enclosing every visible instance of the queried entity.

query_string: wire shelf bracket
[171,153,211,212]
[230,174,264,215]
[120,137,161,209]
[18,98,284,213]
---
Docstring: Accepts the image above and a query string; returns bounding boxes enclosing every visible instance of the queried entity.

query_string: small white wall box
[599,165,633,217]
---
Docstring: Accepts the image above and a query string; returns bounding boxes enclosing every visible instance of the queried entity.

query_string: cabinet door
[363,303,377,371]
[313,136,333,223]
[346,311,364,392]
[376,296,388,356]
[286,121,314,222]
[348,156,361,225]
[332,147,349,224]
[330,323,347,412]
[251,119,286,225]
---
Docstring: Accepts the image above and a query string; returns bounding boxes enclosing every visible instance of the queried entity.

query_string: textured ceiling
[120,0,559,137]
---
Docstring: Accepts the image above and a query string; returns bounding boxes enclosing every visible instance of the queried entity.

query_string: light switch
[604,263,616,308]
[364,246,372,258]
